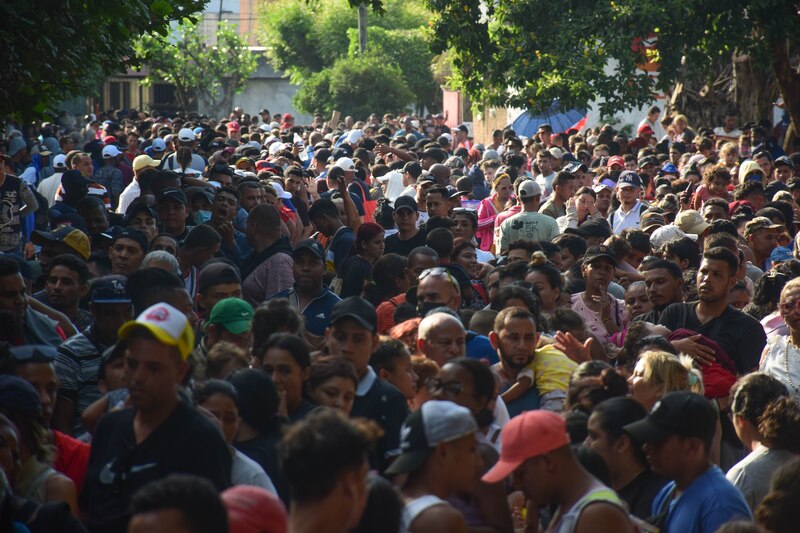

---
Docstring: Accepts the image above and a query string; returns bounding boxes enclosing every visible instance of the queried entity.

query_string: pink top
[476,194,502,251]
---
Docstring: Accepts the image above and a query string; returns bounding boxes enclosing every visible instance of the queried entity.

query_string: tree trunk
[771,41,800,152]
[732,53,779,124]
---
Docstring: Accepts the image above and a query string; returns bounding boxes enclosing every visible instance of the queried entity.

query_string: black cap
[314,148,332,163]
[184,186,215,205]
[198,262,242,294]
[111,227,149,254]
[394,195,418,213]
[582,245,617,266]
[623,391,716,444]
[403,161,423,179]
[61,169,92,189]
[787,177,800,191]
[91,275,131,303]
[330,296,377,332]
[564,219,612,240]
[563,161,588,174]
[416,172,436,186]
[775,155,794,168]
[0,375,42,421]
[617,171,642,189]
[292,239,325,261]
[157,188,188,206]
[125,201,157,222]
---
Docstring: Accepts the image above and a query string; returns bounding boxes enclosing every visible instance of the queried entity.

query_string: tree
[425,0,800,145]
[0,0,207,121]
[293,54,414,117]
[133,20,257,116]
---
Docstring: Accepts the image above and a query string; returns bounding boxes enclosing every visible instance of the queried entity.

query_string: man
[96,144,125,201]
[80,302,231,531]
[592,182,614,218]
[31,225,92,277]
[48,169,90,229]
[498,181,559,254]
[117,154,160,214]
[308,198,354,275]
[744,216,782,271]
[385,195,427,256]
[426,185,452,219]
[636,259,684,323]
[754,150,774,180]
[0,257,64,345]
[177,225,222,299]
[563,218,612,248]
[195,262,242,319]
[241,203,293,306]
[701,198,729,223]
[539,171,576,220]
[325,296,408,469]
[128,474,229,533]
[658,247,766,374]
[773,155,794,184]
[279,409,375,533]
[35,253,93,332]
[206,187,251,266]
[384,401,481,532]
[713,111,742,142]
[189,296,254,381]
[537,123,553,148]
[609,171,646,234]
[269,239,341,338]
[453,123,472,151]
[417,312,467,367]
[0,154,38,253]
[415,172,437,223]
[376,246,439,334]
[638,105,666,140]
[398,161,423,196]
[155,188,192,246]
[53,275,133,436]
[534,150,557,199]
[452,208,494,262]
[109,228,148,276]
[483,410,633,532]
[624,392,751,532]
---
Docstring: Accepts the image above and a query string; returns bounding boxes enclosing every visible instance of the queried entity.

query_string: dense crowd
[1,104,800,533]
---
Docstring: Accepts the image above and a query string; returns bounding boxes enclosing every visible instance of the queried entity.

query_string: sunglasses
[427,378,463,396]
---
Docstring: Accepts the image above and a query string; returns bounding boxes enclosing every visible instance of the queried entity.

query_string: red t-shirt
[53,430,90,494]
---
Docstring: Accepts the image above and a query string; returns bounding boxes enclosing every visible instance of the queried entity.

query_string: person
[369,337,417,401]
[307,356,359,415]
[0,154,38,253]
[47,169,90,229]
[0,257,64,346]
[177,225,222,299]
[639,105,666,140]
[190,297,254,381]
[624,391,752,532]
[241,203,293,307]
[534,149,558,199]
[53,275,133,436]
[206,187,251,266]
[221,484,288,533]
[127,474,229,533]
[334,222,385,298]
[417,312,467,367]
[584,397,669,519]
[279,409,378,533]
[35,254,93,332]
[326,296,409,469]
[384,400,482,533]
[376,247,437,334]
[476,171,512,252]
[628,350,704,412]
[658,247,767,374]
[636,259,685,323]
[384,195,427,256]
[540,171,577,220]
[268,239,341,340]
[761,278,800,400]
[255,333,314,421]
[483,410,633,532]
[623,281,652,320]
[755,457,800,533]
[108,227,148,277]
[308,197,355,274]
[744,217,782,271]
[155,188,192,246]
[80,302,231,532]
[117,155,159,214]
[571,245,627,344]
[727,373,800,510]
[497,180,559,255]
[609,171,646,235]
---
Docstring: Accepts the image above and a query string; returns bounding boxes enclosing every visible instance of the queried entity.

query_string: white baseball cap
[118,302,195,361]
[270,182,292,199]
[151,138,167,152]
[102,145,122,158]
[344,130,363,145]
[52,154,67,170]
[178,128,195,142]
[334,157,357,172]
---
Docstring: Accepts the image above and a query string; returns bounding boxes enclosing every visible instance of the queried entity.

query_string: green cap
[208,298,254,335]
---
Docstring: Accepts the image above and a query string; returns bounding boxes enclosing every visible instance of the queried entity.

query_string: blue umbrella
[511,103,587,137]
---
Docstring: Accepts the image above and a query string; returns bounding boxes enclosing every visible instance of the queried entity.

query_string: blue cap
[661,163,678,174]
[771,246,793,264]
[193,127,204,135]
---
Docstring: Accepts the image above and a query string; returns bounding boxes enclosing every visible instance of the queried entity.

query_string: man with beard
[658,247,766,374]
[635,259,685,323]
[490,307,574,416]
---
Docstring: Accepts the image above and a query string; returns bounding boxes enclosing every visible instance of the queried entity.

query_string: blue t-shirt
[267,287,341,336]
[652,465,752,533]
[466,332,498,365]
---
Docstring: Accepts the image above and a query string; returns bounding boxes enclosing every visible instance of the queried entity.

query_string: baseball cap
[771,246,794,264]
[416,172,435,186]
[91,275,131,303]
[102,145,122,158]
[582,244,617,266]
[564,219,612,240]
[563,161,588,174]
[775,155,793,168]
[483,149,500,161]
[334,157,357,172]
[61,169,92,189]
[133,154,161,172]
[151,138,167,152]
[637,124,654,135]
[640,211,667,233]
[482,410,569,483]
[650,225,689,250]
[178,128,195,142]
[227,121,240,132]
[31,226,91,260]
[592,179,616,194]
[518,180,542,199]
[401,162,423,180]
[549,147,564,160]
[198,263,242,294]
[385,400,478,476]
[394,195,418,213]
[607,155,625,169]
[0,375,42,421]
[330,296,377,332]
[623,391,716,444]
[208,298,254,335]
[125,201,157,222]
[344,130,363,144]
[637,156,657,168]
[222,485,287,533]
[616,171,642,189]
[675,209,711,236]
[157,188,188,206]
[118,302,195,361]
[293,239,325,261]
[314,148,332,163]
[7,137,26,157]
[271,182,292,199]
[660,163,679,175]
[744,216,784,239]
[52,154,67,170]
[111,227,149,254]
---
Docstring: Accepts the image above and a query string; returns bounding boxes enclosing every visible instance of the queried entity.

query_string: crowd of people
[1,104,800,533]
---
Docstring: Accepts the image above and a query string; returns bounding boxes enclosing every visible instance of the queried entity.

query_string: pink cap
[227,121,240,131]
[607,155,625,169]
[222,485,287,533]
[481,411,569,484]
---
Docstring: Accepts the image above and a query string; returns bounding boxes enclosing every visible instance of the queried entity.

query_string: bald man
[417,312,466,367]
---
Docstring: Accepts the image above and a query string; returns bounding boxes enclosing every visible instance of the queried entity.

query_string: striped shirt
[55,328,108,437]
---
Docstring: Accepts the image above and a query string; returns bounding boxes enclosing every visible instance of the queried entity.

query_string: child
[370,336,418,401]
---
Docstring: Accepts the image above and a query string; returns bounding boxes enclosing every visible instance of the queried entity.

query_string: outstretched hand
[553,331,594,363]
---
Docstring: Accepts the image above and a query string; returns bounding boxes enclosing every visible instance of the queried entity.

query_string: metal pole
[358,3,367,53]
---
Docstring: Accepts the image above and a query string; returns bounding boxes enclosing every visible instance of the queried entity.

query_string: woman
[195,379,276,492]
[364,254,409,308]
[670,114,695,144]
[584,397,669,519]
[557,186,601,232]
[306,357,359,416]
[255,333,314,422]
[524,251,563,317]
[570,247,626,344]
[691,165,733,210]
[728,373,800,510]
[760,278,800,400]
[334,222,384,298]
[452,238,488,309]
[623,281,652,321]
[251,299,305,356]
[628,350,703,411]
[476,172,512,252]
[566,367,629,414]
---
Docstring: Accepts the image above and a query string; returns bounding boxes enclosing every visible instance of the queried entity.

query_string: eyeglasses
[427,378,466,396]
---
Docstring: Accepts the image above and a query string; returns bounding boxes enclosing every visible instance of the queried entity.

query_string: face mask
[193,210,211,225]
[417,301,446,318]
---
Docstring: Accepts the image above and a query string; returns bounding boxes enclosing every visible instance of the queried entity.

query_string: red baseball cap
[103,135,117,145]
[227,121,240,132]
[222,485,287,533]
[607,155,625,169]
[482,411,569,484]
[638,123,654,135]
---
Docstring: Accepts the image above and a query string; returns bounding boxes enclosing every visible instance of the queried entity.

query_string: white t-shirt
[535,172,557,200]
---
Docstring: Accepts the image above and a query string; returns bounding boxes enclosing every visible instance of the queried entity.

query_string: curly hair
[566,368,629,414]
